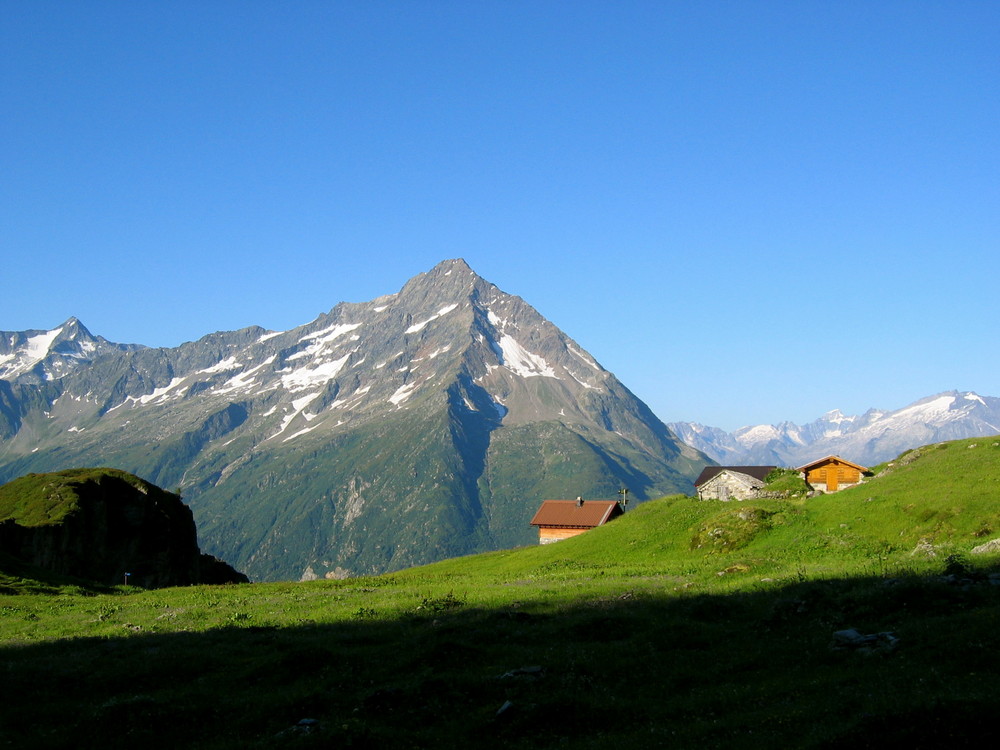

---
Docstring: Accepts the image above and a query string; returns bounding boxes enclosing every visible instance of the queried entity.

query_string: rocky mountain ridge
[0,259,706,580]
[0,316,143,384]
[669,391,1000,467]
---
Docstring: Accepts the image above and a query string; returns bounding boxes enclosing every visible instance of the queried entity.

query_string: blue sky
[2,1,997,430]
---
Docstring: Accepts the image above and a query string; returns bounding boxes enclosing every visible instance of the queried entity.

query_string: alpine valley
[0,260,706,581]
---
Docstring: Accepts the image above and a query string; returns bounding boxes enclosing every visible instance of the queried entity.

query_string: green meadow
[2,438,1000,748]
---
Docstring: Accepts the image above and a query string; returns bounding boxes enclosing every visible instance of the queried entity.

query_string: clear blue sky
[2,1,997,430]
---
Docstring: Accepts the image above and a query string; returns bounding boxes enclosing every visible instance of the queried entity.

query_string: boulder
[970,538,1000,555]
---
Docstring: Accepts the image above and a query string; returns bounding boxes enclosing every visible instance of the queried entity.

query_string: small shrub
[95,604,120,622]
[417,591,465,613]
[943,553,971,577]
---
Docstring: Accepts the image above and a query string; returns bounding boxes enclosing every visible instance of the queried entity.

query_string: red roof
[529,499,622,529]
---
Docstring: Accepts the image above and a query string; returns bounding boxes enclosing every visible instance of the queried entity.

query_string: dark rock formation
[0,468,247,587]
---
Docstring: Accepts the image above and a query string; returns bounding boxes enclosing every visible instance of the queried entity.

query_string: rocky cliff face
[0,468,247,587]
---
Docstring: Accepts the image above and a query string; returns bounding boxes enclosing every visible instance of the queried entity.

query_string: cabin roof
[694,466,776,487]
[797,455,869,473]
[529,499,622,529]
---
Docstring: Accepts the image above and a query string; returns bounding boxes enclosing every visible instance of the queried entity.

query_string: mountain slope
[670,390,1000,466]
[0,259,707,580]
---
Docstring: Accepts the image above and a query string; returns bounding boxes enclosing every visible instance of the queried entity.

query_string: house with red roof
[529,497,623,544]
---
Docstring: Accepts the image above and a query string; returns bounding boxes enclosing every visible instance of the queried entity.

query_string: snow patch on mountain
[279,351,353,392]
[331,385,371,411]
[0,327,64,379]
[390,381,418,406]
[300,322,362,346]
[492,334,557,379]
[283,424,319,442]
[138,377,187,405]
[26,328,63,359]
[406,304,460,334]
[894,393,957,421]
[269,392,324,440]
[199,357,241,375]
[739,424,781,446]
[215,355,277,395]
[112,380,193,412]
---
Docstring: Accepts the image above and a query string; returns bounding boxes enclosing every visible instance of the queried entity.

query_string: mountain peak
[435,257,474,273]
[0,317,139,384]
[0,260,706,580]
[401,258,491,297]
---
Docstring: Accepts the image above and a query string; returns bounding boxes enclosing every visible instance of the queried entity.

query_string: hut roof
[797,456,869,473]
[529,499,622,529]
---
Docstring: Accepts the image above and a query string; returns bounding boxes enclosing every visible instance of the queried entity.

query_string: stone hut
[694,466,776,501]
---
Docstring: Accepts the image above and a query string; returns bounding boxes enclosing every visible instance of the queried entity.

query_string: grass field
[2,438,999,748]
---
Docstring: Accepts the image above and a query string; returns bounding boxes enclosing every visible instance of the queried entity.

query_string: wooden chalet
[694,466,776,501]
[529,498,623,544]
[798,456,868,492]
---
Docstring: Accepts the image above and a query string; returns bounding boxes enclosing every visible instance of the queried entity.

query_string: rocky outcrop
[0,468,247,587]
[971,538,1000,555]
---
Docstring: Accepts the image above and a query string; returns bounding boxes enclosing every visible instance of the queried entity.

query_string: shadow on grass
[3,565,1000,749]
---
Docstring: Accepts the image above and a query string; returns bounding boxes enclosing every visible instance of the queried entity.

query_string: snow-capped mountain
[670,391,1000,467]
[0,317,142,384]
[0,260,706,580]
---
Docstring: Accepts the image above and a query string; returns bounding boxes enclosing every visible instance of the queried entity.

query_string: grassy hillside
[0,467,157,526]
[2,438,999,748]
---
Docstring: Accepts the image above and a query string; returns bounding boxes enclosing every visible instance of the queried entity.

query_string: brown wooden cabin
[798,456,869,492]
[529,498,623,544]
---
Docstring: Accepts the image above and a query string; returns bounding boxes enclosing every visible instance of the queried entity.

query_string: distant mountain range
[669,391,1000,467]
[0,259,706,580]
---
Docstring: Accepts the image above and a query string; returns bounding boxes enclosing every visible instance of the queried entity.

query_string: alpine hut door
[827,466,839,491]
